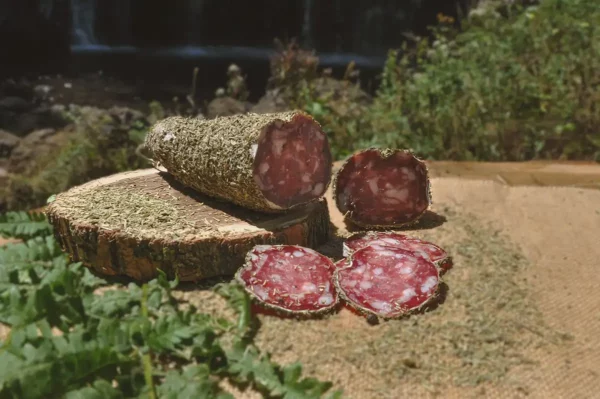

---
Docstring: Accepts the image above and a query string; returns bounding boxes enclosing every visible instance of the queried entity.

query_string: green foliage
[268,39,319,95]
[0,213,342,399]
[127,120,150,146]
[0,212,52,240]
[303,0,600,161]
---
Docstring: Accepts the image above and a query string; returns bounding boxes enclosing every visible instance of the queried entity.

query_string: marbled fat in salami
[333,149,431,228]
[236,245,338,316]
[334,244,440,319]
[343,231,452,273]
[253,113,331,209]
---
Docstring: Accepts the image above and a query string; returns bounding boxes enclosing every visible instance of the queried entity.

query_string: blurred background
[1,0,598,212]
[1,0,466,95]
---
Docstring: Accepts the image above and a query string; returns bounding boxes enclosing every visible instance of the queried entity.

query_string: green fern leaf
[281,362,338,399]
[0,236,63,265]
[0,327,131,399]
[225,342,286,396]
[214,282,255,337]
[157,364,233,399]
[0,212,53,240]
[64,380,124,399]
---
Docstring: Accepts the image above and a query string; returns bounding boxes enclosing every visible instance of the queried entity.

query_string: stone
[0,129,20,158]
[8,127,74,175]
[206,97,249,119]
[251,89,291,114]
[0,96,32,112]
[33,84,53,101]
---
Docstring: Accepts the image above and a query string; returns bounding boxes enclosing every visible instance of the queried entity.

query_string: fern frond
[64,380,124,399]
[157,365,233,399]
[0,212,52,240]
[0,236,63,265]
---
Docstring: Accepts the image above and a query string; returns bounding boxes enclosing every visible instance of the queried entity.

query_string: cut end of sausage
[334,244,440,319]
[253,113,332,209]
[334,149,431,228]
[343,231,452,273]
[236,245,338,316]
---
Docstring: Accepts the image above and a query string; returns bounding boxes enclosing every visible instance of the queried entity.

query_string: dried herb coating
[144,111,332,213]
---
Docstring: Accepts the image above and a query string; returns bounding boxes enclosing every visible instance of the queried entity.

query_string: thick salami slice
[236,245,338,316]
[343,231,452,273]
[333,149,431,228]
[334,244,440,319]
[334,259,348,269]
[145,111,332,213]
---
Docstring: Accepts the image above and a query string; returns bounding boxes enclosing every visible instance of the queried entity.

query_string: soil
[2,161,599,398]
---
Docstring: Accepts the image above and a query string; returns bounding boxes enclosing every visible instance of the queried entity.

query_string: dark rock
[8,126,75,175]
[206,97,249,119]
[0,129,20,158]
[0,104,69,136]
[108,106,146,125]
[251,89,292,114]
[312,77,372,106]
[33,85,54,101]
[0,79,34,100]
[311,77,372,119]
[0,96,32,112]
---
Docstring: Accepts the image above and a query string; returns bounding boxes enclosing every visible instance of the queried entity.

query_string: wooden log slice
[45,169,331,282]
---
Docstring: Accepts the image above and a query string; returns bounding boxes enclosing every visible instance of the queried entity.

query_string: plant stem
[141,284,157,399]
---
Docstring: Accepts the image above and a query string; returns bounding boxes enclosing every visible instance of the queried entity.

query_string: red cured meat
[253,114,332,209]
[334,259,348,269]
[333,149,431,228]
[343,231,452,273]
[236,245,338,315]
[334,244,440,319]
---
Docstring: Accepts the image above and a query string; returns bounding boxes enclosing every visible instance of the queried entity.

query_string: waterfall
[71,0,97,45]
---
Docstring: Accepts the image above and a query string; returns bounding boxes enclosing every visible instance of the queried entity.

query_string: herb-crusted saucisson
[144,111,333,213]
